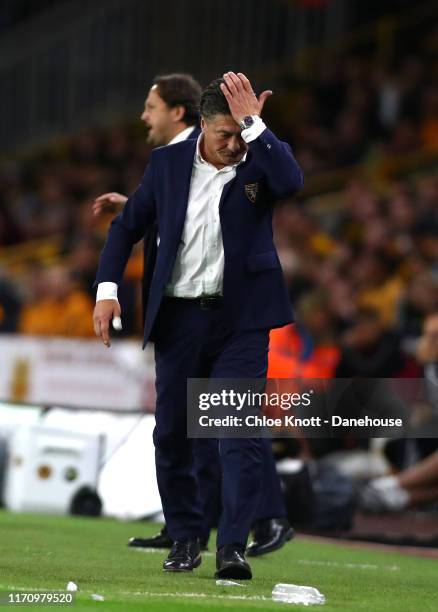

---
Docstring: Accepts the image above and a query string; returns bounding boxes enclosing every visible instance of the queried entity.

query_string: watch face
[243,115,254,127]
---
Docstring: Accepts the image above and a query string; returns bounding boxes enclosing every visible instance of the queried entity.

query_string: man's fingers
[223,72,239,96]
[227,71,242,90]
[93,194,113,217]
[92,193,125,217]
[237,72,253,93]
[220,82,232,100]
[93,317,100,337]
[94,192,124,206]
[95,193,113,203]
[258,90,273,112]
[99,319,111,347]
[92,201,102,210]
[93,317,110,347]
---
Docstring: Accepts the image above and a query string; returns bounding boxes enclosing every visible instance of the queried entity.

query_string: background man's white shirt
[167,126,196,144]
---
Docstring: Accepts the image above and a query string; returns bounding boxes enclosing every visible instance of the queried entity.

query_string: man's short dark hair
[200,78,230,121]
[153,73,202,126]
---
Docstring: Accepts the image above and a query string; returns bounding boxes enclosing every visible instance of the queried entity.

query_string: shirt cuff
[96,282,118,302]
[241,116,267,143]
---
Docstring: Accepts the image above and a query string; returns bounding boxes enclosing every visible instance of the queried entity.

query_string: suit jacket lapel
[219,151,251,213]
[171,139,197,242]
[188,126,201,140]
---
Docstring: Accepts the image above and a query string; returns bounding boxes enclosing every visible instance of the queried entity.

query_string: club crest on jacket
[244,182,259,203]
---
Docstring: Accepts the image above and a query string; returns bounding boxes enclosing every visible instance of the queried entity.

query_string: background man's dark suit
[141,126,200,319]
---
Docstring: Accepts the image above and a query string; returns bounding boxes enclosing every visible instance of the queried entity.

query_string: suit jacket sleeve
[95,161,157,285]
[248,128,304,200]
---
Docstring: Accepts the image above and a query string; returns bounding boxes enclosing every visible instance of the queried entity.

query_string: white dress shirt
[167,126,196,144]
[96,117,266,303]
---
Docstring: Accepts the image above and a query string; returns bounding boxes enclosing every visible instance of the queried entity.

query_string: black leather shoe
[128,526,173,549]
[215,544,252,580]
[246,518,294,557]
[163,539,202,572]
[129,527,209,551]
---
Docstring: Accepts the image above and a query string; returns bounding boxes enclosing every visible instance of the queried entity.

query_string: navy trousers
[194,437,286,543]
[152,297,284,548]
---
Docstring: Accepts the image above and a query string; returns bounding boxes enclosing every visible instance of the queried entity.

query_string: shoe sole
[129,543,170,549]
[128,538,173,549]
[246,527,294,558]
[128,539,207,550]
[215,564,252,580]
[163,555,202,572]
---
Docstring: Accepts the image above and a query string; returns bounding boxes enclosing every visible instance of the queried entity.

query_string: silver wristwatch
[239,115,258,130]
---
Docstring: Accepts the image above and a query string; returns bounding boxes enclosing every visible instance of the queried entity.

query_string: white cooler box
[4,424,104,515]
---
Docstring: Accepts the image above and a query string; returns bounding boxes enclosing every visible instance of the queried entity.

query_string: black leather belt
[165,295,223,310]
[199,295,223,310]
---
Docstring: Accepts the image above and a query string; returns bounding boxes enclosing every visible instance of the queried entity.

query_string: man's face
[140,86,174,146]
[201,114,248,168]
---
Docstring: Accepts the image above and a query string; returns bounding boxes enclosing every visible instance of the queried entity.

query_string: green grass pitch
[0,510,436,611]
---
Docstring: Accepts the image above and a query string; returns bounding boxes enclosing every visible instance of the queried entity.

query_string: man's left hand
[220,72,272,125]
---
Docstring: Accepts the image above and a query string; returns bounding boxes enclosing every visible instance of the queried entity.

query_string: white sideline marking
[123,591,269,601]
[297,559,399,571]
[0,586,54,591]
[1,585,268,603]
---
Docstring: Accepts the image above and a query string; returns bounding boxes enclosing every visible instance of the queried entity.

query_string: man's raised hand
[220,72,273,125]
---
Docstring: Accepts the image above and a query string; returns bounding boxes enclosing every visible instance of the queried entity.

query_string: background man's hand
[416,335,438,364]
[93,299,121,347]
[92,192,128,216]
[220,71,273,125]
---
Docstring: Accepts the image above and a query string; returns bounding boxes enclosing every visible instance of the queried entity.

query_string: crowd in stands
[269,19,438,175]
[268,33,438,378]
[1,45,437,354]
[269,172,438,380]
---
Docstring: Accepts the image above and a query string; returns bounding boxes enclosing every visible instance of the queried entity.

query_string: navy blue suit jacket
[96,127,304,347]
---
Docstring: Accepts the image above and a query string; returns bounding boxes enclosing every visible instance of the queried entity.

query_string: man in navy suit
[94,72,303,579]
[93,73,294,558]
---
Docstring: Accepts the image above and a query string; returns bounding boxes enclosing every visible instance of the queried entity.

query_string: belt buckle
[200,296,219,310]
